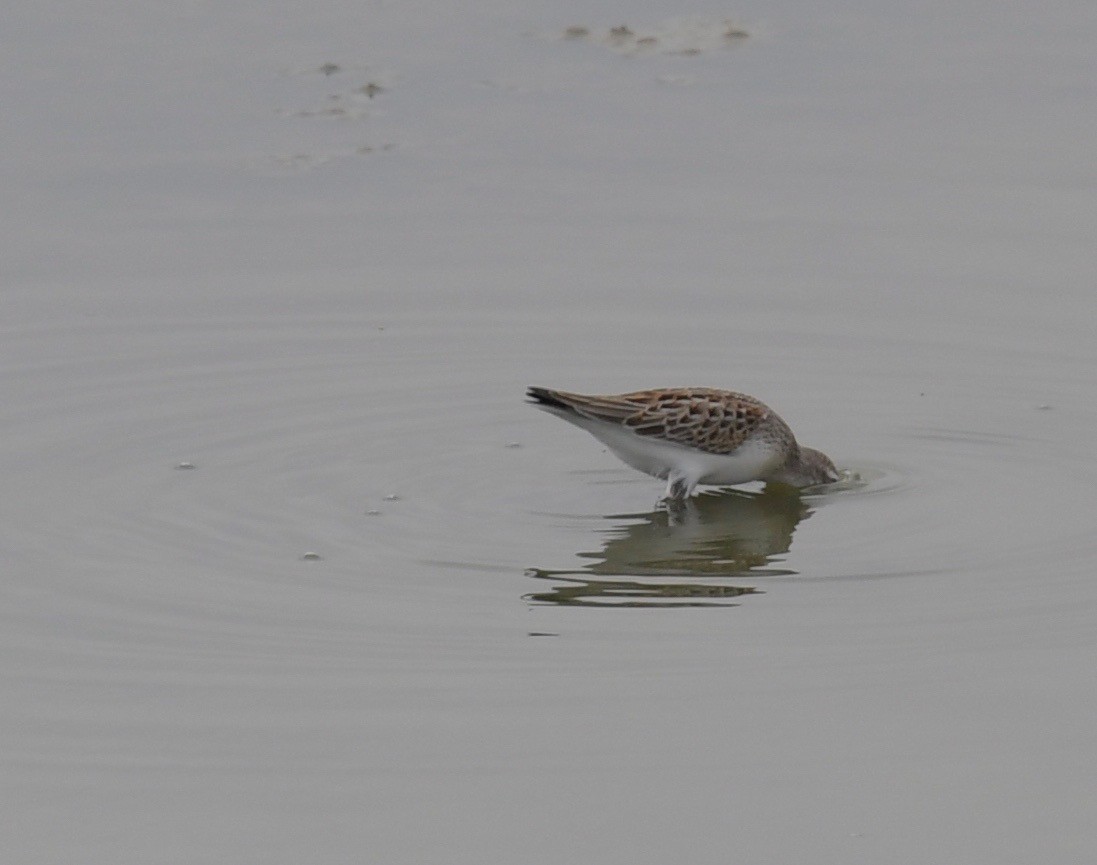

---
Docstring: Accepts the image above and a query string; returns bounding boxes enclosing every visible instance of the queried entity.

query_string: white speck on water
[174,462,196,470]
[301,551,323,561]
[383,494,400,501]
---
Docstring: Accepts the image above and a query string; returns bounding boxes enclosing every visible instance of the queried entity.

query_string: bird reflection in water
[525,485,818,607]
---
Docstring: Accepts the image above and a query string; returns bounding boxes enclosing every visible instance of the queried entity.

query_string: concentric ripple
[4,307,1096,646]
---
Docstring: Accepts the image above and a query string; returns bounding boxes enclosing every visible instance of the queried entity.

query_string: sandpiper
[527,386,838,500]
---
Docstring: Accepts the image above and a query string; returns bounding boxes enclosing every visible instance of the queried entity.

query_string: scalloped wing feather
[546,388,771,455]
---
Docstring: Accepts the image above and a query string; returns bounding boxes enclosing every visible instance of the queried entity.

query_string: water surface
[4,1,1097,863]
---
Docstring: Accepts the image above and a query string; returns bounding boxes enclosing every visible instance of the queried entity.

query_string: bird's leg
[663,474,690,501]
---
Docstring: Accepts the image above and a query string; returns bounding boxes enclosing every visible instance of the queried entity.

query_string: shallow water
[5,0,1097,862]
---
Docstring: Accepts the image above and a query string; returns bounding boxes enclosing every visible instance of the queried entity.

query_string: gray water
[4,1,1097,862]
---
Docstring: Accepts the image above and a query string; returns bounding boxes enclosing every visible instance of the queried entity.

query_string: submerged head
[770,446,840,488]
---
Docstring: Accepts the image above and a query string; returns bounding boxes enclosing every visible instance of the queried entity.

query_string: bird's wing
[535,387,771,455]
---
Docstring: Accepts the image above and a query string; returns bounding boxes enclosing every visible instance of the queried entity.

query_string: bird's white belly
[584,421,780,486]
